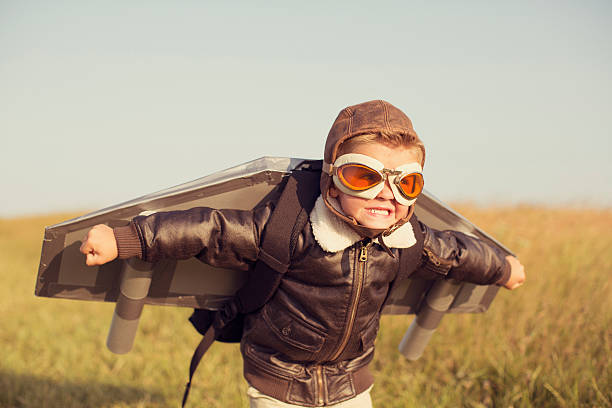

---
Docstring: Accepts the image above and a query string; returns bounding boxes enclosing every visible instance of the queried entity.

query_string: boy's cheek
[335,193,366,219]
[329,188,362,218]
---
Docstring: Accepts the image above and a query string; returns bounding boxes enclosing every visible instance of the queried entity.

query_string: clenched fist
[79,224,118,266]
[504,255,526,290]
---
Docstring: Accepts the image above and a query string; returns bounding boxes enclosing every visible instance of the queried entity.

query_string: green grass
[1,207,610,407]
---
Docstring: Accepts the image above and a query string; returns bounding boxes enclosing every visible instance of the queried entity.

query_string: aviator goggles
[325,153,424,206]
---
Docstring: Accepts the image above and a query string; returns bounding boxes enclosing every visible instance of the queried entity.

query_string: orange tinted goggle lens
[398,173,424,199]
[337,164,382,190]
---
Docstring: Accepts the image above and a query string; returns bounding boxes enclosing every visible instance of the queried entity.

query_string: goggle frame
[327,153,424,206]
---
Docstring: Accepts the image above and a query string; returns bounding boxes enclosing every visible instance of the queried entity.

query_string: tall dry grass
[0,206,610,407]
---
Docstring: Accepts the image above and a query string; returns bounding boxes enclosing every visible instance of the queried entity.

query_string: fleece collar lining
[309,195,416,253]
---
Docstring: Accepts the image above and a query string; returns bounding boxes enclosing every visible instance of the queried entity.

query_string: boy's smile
[329,143,422,230]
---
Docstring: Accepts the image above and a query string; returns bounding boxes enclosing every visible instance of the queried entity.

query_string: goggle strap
[322,162,334,175]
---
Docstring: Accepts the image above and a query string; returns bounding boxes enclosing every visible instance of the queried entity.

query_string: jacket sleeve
[113,203,273,271]
[413,221,511,286]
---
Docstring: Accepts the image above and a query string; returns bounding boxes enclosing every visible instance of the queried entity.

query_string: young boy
[80,100,525,407]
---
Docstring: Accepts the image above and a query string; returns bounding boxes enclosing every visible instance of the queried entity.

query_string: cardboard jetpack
[35,157,514,360]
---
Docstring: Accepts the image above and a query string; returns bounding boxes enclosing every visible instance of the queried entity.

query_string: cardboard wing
[35,157,513,357]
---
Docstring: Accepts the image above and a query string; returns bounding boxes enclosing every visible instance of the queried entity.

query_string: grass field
[1,206,610,407]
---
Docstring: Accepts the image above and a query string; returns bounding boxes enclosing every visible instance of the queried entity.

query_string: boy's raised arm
[80,204,273,270]
[415,222,525,289]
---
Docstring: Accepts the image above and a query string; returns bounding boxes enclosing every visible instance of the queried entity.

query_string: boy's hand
[79,224,118,266]
[504,255,525,290]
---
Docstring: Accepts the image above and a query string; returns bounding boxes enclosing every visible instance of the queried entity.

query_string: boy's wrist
[113,223,143,259]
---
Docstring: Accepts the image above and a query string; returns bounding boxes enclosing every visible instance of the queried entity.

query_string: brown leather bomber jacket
[114,198,510,407]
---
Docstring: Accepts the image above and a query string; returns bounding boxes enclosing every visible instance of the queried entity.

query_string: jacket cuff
[113,224,143,259]
[494,259,511,286]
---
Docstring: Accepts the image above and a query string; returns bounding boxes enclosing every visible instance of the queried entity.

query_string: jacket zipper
[328,241,370,362]
[423,248,441,266]
[315,365,324,406]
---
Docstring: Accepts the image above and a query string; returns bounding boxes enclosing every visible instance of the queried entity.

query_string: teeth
[368,209,389,215]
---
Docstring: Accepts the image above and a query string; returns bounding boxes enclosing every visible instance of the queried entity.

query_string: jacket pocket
[419,248,453,278]
[260,305,327,358]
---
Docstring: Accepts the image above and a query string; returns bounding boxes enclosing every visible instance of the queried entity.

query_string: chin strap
[384,205,415,235]
[363,204,417,258]
[376,234,396,258]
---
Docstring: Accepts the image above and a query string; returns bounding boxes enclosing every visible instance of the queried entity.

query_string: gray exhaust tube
[399,279,462,360]
[106,258,154,354]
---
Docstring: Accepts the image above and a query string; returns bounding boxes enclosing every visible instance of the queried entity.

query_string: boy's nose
[376,180,395,200]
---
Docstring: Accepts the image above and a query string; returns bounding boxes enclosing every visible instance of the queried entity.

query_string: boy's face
[329,142,421,230]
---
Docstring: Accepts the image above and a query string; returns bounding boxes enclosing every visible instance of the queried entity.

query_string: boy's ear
[328,186,339,198]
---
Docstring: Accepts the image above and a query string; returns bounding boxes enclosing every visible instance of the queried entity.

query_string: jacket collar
[309,195,416,253]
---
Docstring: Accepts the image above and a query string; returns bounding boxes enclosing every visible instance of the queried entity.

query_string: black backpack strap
[182,325,215,407]
[381,213,425,311]
[182,303,242,407]
[182,163,321,407]
[235,167,320,313]
[397,214,425,281]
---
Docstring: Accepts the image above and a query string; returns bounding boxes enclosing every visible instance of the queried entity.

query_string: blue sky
[1,1,610,216]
